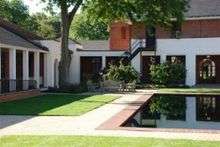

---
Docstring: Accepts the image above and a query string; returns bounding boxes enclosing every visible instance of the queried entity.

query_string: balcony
[0,80,37,94]
[131,38,156,52]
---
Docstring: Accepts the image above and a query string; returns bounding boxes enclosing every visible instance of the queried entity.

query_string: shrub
[150,63,186,86]
[105,61,139,83]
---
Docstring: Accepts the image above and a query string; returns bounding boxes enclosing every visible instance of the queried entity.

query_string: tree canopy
[41,0,188,87]
[0,0,38,31]
[70,11,109,40]
[86,0,188,27]
[32,13,61,39]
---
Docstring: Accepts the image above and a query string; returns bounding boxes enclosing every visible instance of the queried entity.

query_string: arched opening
[199,56,216,83]
[54,59,59,88]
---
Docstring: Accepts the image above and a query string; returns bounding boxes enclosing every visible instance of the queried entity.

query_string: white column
[34,52,40,88]
[43,53,48,87]
[160,54,167,63]
[131,52,141,73]
[186,97,197,128]
[23,50,29,90]
[186,54,196,86]
[102,56,106,69]
[9,48,16,91]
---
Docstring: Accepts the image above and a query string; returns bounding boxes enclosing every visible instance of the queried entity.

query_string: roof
[0,27,43,49]
[185,0,220,18]
[55,37,81,45]
[0,17,48,51]
[79,40,109,50]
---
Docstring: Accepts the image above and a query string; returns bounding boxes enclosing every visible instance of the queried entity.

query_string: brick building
[70,0,220,86]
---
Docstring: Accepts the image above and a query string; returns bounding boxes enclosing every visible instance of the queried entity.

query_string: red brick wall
[114,19,220,40]
[0,90,41,102]
[131,22,146,39]
[109,19,220,50]
[110,22,131,51]
[157,19,220,38]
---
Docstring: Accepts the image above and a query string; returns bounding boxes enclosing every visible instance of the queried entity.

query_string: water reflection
[125,95,220,130]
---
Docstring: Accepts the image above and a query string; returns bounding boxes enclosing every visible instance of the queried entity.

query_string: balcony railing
[131,39,156,52]
[0,80,37,94]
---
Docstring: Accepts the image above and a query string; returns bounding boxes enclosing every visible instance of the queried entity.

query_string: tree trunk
[59,3,72,88]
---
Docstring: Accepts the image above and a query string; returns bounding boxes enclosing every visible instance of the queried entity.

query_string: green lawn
[0,136,219,147]
[0,94,118,116]
[158,88,220,95]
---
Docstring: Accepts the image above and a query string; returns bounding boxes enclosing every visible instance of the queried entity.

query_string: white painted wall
[40,40,82,87]
[42,37,220,87]
[142,37,220,86]
[131,52,141,73]
[69,50,125,84]
[38,40,61,87]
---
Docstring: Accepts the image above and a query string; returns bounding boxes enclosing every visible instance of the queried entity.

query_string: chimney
[109,21,131,51]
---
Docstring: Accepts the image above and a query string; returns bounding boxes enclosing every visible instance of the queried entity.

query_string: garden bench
[100,80,122,92]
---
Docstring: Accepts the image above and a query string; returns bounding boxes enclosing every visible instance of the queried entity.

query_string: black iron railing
[0,80,37,94]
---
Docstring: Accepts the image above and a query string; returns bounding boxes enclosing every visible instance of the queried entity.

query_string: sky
[22,0,46,14]
[22,0,79,15]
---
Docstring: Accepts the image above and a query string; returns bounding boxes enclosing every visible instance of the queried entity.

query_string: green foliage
[85,0,188,27]
[150,63,186,86]
[150,63,170,85]
[0,0,60,39]
[32,13,61,39]
[149,95,186,120]
[0,0,38,31]
[105,62,139,83]
[70,11,109,40]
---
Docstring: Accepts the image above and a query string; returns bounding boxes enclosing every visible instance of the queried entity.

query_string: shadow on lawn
[0,94,95,129]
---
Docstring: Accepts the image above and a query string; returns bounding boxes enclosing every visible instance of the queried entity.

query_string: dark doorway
[141,56,160,83]
[1,48,10,93]
[40,53,44,88]
[29,52,34,78]
[80,57,102,82]
[16,50,23,91]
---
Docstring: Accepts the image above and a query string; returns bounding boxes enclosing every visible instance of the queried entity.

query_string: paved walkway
[1,92,220,141]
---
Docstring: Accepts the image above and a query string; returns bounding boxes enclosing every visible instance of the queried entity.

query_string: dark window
[145,27,156,50]
[121,27,126,39]
[171,21,182,38]
[167,56,185,65]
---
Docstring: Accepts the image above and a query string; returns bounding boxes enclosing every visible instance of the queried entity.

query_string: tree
[0,0,39,31]
[42,0,188,88]
[70,11,109,40]
[86,0,188,27]
[32,13,61,39]
[42,0,83,88]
